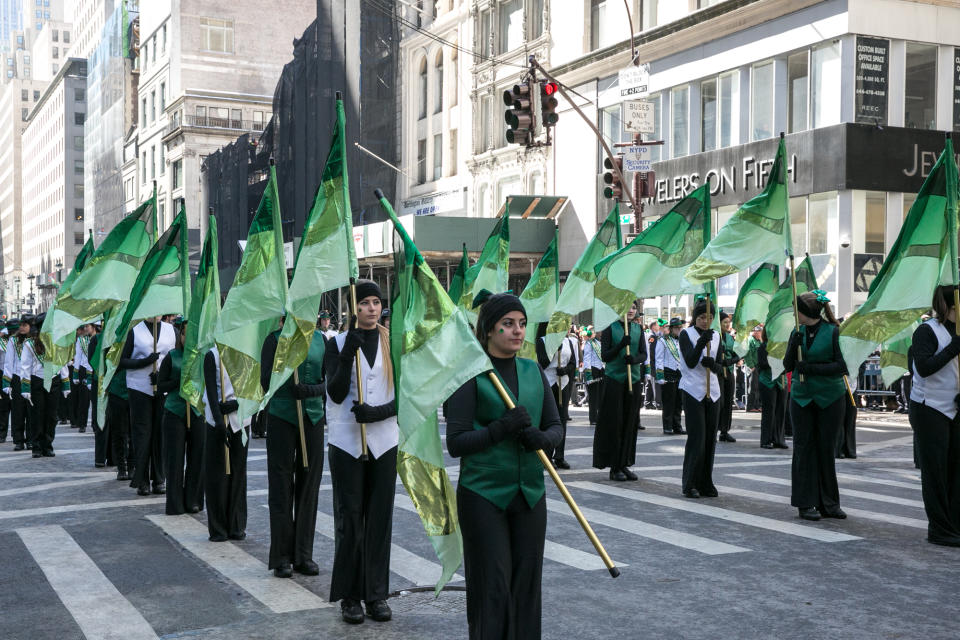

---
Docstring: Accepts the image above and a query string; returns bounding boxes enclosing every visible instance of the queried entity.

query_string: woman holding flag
[907,285,960,547]
[446,290,562,640]
[782,290,847,521]
[21,314,67,458]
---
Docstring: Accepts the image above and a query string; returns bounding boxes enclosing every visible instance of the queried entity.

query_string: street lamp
[27,274,35,314]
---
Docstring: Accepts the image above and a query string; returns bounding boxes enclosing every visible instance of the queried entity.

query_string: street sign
[619,214,633,225]
[623,145,652,172]
[619,64,650,97]
[623,100,655,133]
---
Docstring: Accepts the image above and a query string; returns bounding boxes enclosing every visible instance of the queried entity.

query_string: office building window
[73,136,83,150]
[160,82,166,110]
[141,98,147,127]
[142,44,147,69]
[52,47,58,58]
[142,152,147,183]
[21,107,27,119]
[231,109,242,127]
[253,111,264,130]
[671,85,689,158]
[151,146,156,179]
[200,18,234,53]
[63,31,69,43]
[434,52,443,114]
[787,51,808,132]
[433,134,442,180]
[160,145,165,174]
[789,196,806,256]
[808,191,838,254]
[152,36,157,62]
[478,94,493,152]
[449,129,458,176]
[591,0,610,51]
[647,94,662,161]
[51,63,57,74]
[75,232,84,245]
[74,112,84,125]
[75,208,84,221]
[450,47,458,107]
[529,0,544,39]
[162,25,167,52]
[701,78,717,151]
[863,191,886,253]
[74,160,83,175]
[718,72,738,147]
[751,61,774,140]
[498,0,523,54]
[33,90,39,100]
[418,57,427,119]
[172,159,183,189]
[417,138,427,184]
[21,89,27,101]
[905,42,937,130]
[811,41,840,128]
[74,184,84,198]
[52,30,57,42]
[479,9,492,57]
[196,105,206,124]
[151,91,156,122]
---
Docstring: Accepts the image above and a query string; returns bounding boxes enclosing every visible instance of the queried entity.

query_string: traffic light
[540,81,559,128]
[503,80,534,145]
[603,156,623,200]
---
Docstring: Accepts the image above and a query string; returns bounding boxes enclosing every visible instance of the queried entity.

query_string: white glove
[21,392,31,405]
[86,383,92,390]
[62,389,69,399]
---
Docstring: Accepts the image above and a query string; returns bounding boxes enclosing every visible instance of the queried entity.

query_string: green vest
[108,368,128,401]
[459,358,545,510]
[722,333,736,374]
[604,321,644,385]
[758,355,784,390]
[162,349,200,419]
[790,324,846,408]
[267,330,326,425]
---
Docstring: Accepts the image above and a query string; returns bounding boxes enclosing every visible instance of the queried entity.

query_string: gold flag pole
[486,372,619,578]
[151,319,158,394]
[293,369,309,468]
[219,356,230,476]
[704,298,712,397]
[842,375,857,407]
[624,315,633,394]
[789,255,804,383]
[349,279,369,461]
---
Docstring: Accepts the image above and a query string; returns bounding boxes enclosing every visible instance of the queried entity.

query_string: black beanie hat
[355,279,383,303]
[474,290,526,339]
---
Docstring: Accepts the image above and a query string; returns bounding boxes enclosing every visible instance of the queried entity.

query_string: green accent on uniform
[267,330,326,425]
[180,216,221,413]
[604,320,644,385]
[732,263,779,354]
[757,347,785,390]
[519,231,559,360]
[162,349,200,419]
[594,185,710,329]
[840,138,959,378]
[686,138,791,284]
[459,358,545,510]
[765,256,818,379]
[456,212,510,324]
[722,332,736,374]
[789,324,846,408]
[108,367,128,401]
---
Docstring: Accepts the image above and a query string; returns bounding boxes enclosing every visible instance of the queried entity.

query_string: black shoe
[553,458,571,470]
[700,488,719,498]
[798,507,821,521]
[621,467,638,481]
[774,443,789,449]
[821,507,847,519]
[78,428,86,433]
[294,560,320,576]
[42,450,55,457]
[32,451,42,458]
[637,424,645,430]
[188,505,201,514]
[719,434,736,443]
[152,483,166,495]
[341,599,364,624]
[13,443,24,451]
[682,489,700,499]
[208,535,228,543]
[365,599,392,622]
[928,536,960,547]
[760,443,774,449]
[95,462,105,468]
[116,469,129,481]
[663,430,673,435]
[229,532,246,541]
[137,487,151,496]
[673,429,686,435]
[609,469,627,482]
[273,564,293,578]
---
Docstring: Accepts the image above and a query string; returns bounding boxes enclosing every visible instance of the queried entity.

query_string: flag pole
[486,371,620,578]
[219,355,230,476]
[789,254,803,383]
[293,368,309,468]
[704,296,711,397]
[151,318,158,394]
[349,278,369,461]
[624,314,633,394]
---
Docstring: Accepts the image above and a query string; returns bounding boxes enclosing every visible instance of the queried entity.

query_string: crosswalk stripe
[857,435,914,453]
[17,525,159,640]
[147,514,330,613]
[569,481,860,543]
[729,474,925,508]
[0,475,112,498]
[555,459,792,476]
[0,496,166,520]
[0,471,106,478]
[646,477,928,530]
[309,505,464,586]
[835,473,920,491]
[0,447,95,461]
[544,498,749,555]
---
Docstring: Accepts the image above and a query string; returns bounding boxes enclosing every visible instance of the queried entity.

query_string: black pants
[0,393,10,440]
[11,377,29,445]
[790,397,843,510]
[30,377,60,454]
[204,424,248,540]
[836,397,857,458]
[746,372,760,411]
[718,370,735,436]
[163,409,206,515]
[74,383,90,432]
[458,486,546,640]
[108,394,131,470]
[909,401,960,544]
[328,444,396,603]
[660,374,682,432]
[90,383,108,465]
[251,410,267,438]
[681,390,719,494]
[587,368,603,425]
[128,389,164,491]
[267,414,325,569]
[551,382,571,461]
[759,383,786,446]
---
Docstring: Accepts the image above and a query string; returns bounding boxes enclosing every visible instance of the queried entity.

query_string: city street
[0,406,954,640]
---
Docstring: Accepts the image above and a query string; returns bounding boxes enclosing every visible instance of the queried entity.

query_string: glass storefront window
[808,191,838,254]
[716,204,737,236]
[648,94,662,161]
[718,72,738,147]
[701,78,717,151]
[751,61,774,141]
[904,43,937,130]
[671,85,689,157]
[787,51,808,133]
[789,196,807,256]
[864,191,885,253]
[903,193,916,220]
[812,41,841,128]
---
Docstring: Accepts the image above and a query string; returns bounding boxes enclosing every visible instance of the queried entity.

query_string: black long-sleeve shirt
[259,332,326,395]
[323,328,380,404]
[156,355,178,394]
[911,319,960,378]
[678,326,724,373]
[782,321,847,376]
[599,324,647,365]
[757,341,772,374]
[204,351,224,426]
[445,355,562,459]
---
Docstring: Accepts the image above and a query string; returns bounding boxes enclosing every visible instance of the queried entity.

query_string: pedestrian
[782,290,848,521]
[261,314,327,578]
[756,327,787,449]
[4,317,32,450]
[203,344,249,541]
[678,299,724,498]
[323,279,397,624]
[157,318,205,515]
[446,290,562,640]
[21,314,67,458]
[582,327,603,426]
[907,285,960,547]
[536,323,577,469]
[656,318,685,435]
[119,316,175,496]
[593,300,646,482]
[717,313,740,443]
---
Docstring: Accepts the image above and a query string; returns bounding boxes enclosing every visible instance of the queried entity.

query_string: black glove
[628,354,645,366]
[219,399,239,415]
[563,363,577,377]
[794,360,808,375]
[618,334,632,350]
[143,352,160,365]
[486,406,531,443]
[149,372,158,386]
[949,334,960,355]
[696,330,714,347]
[291,382,322,400]
[518,426,552,452]
[213,421,228,445]
[351,401,396,424]
[339,328,364,360]
[700,356,716,370]
[788,332,803,351]
[954,393,960,413]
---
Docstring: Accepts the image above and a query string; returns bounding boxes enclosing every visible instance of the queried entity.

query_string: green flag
[879,322,916,387]
[518,230,559,360]
[594,185,711,330]
[39,233,95,387]
[731,263,779,354]
[447,243,468,304]
[181,215,221,412]
[215,164,289,421]
[543,205,622,356]
[378,190,492,594]
[265,99,359,406]
[457,213,510,322]
[840,139,959,377]
[766,256,818,379]
[42,196,156,383]
[686,137,791,283]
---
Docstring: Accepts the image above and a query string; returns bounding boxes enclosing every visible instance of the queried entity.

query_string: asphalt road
[0,406,954,640]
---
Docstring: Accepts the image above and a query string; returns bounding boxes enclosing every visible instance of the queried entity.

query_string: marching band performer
[717,313,739,443]
[0,322,11,444]
[581,327,603,426]
[656,318,685,435]
[782,290,848,521]
[757,327,788,450]
[4,317,31,450]
[536,324,577,469]
[446,291,561,640]
[20,315,68,458]
[73,325,93,436]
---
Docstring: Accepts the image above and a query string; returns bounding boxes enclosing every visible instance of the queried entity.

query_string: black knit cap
[354,279,383,303]
[796,295,821,319]
[474,289,526,338]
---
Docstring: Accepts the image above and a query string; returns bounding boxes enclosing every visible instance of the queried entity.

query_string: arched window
[418,57,428,119]
[434,51,443,114]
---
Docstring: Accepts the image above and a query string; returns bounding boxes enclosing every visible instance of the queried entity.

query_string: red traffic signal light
[539,81,559,127]
[504,81,535,146]
[542,82,558,96]
[603,156,623,200]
